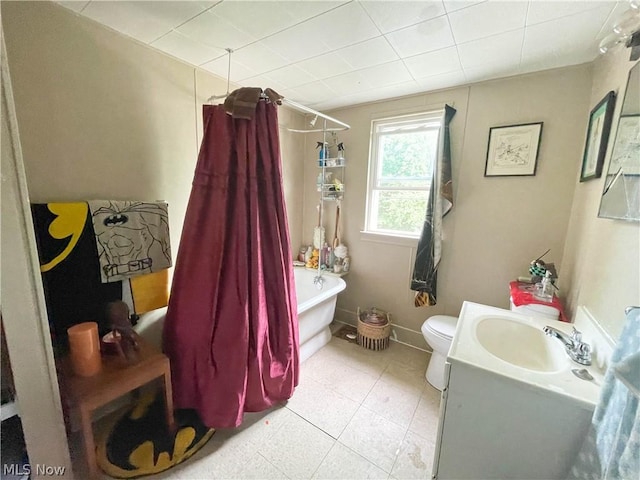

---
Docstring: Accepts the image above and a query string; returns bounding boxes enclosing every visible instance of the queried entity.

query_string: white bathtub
[135,268,346,363]
[295,268,346,362]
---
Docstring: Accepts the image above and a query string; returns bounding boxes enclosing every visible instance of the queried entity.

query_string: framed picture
[608,114,640,176]
[485,122,543,176]
[580,90,616,182]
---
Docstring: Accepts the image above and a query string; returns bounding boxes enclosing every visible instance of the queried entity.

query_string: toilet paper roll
[68,322,102,376]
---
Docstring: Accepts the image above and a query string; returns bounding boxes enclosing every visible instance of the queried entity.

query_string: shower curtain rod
[280,97,350,133]
[205,91,350,133]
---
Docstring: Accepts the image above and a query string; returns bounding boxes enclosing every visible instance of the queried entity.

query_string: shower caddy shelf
[316,157,345,201]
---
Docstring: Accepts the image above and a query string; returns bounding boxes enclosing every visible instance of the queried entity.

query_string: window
[364,111,443,239]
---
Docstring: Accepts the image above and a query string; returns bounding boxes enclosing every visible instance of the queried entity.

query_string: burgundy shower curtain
[163,101,299,428]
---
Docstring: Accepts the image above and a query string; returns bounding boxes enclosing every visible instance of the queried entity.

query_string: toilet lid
[426,315,457,338]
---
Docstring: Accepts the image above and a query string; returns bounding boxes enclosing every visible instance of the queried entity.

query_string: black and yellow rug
[97,393,215,478]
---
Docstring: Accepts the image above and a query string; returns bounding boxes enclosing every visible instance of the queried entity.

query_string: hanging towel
[223,87,283,119]
[568,307,640,479]
[411,105,456,306]
[88,201,172,283]
[31,203,123,347]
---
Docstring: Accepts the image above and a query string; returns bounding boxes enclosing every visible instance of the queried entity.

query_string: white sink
[448,302,604,406]
[475,316,566,372]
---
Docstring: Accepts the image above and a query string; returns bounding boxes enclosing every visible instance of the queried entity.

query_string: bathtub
[295,268,346,362]
[135,268,346,363]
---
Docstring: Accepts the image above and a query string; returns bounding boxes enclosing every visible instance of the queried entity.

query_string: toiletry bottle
[316,141,326,166]
[321,243,329,268]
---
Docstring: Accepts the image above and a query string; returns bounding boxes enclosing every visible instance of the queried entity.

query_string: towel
[568,308,640,479]
[88,201,172,283]
[31,203,123,347]
[223,87,283,119]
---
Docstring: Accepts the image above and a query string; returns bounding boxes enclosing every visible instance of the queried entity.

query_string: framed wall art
[485,122,543,177]
[580,90,616,182]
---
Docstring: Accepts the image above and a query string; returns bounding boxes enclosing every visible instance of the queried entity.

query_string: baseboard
[334,308,431,352]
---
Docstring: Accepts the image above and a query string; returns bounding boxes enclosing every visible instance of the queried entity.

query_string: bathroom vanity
[432,302,604,480]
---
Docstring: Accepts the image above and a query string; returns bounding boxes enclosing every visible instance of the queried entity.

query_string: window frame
[363,110,443,242]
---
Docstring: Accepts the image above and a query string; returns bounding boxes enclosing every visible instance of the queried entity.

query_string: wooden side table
[58,338,174,479]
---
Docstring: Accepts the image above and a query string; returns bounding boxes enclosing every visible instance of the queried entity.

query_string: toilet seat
[423,315,457,339]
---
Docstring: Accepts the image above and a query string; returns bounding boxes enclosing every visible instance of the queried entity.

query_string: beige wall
[311,66,592,347]
[1,0,305,472]
[2,1,305,260]
[560,50,640,341]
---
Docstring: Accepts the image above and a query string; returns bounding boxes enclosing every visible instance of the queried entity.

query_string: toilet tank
[509,297,560,321]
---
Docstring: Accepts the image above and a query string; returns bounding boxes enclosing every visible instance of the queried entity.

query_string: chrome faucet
[313,275,325,290]
[543,326,592,365]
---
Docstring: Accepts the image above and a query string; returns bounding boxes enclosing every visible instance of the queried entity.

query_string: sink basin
[475,316,566,372]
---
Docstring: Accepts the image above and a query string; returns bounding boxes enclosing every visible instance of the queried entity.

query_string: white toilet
[421,315,458,391]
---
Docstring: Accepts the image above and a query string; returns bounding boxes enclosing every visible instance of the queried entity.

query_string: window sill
[360,231,419,247]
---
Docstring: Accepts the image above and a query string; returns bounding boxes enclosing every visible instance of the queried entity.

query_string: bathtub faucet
[543,326,592,366]
[313,275,325,290]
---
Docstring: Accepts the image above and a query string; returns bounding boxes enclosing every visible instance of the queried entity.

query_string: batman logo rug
[97,392,214,478]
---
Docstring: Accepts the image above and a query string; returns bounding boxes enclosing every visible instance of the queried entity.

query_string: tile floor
[84,336,442,479]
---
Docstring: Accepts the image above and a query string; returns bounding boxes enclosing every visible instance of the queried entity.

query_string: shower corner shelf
[316,156,346,202]
[317,158,346,168]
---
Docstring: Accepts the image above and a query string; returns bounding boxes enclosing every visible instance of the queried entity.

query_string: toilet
[421,315,458,391]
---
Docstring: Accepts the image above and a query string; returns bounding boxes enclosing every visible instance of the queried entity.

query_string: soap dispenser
[539,271,554,301]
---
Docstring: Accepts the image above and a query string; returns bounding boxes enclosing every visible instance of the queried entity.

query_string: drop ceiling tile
[232,43,291,77]
[262,23,331,63]
[359,0,446,33]
[337,37,399,70]
[385,15,454,58]
[295,52,355,80]
[82,1,216,44]
[521,5,613,66]
[526,1,616,26]
[320,80,422,109]
[463,63,521,84]
[260,65,319,89]
[457,29,523,70]
[404,46,462,79]
[208,1,302,39]
[362,60,414,88]
[284,81,338,105]
[304,2,381,51]
[448,1,528,44]
[442,0,486,13]
[177,8,256,50]
[200,56,257,83]
[285,1,350,24]
[322,70,370,97]
[239,75,288,93]
[415,70,467,91]
[152,31,225,66]
[56,1,90,13]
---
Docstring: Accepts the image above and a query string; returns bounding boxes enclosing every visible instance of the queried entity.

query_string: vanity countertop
[449,301,604,408]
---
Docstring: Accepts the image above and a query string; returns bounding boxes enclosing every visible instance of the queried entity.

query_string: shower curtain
[163,99,299,428]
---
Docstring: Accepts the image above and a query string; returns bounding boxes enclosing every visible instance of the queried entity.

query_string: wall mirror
[598,61,640,221]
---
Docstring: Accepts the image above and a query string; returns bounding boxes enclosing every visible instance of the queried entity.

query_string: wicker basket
[356,307,391,351]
